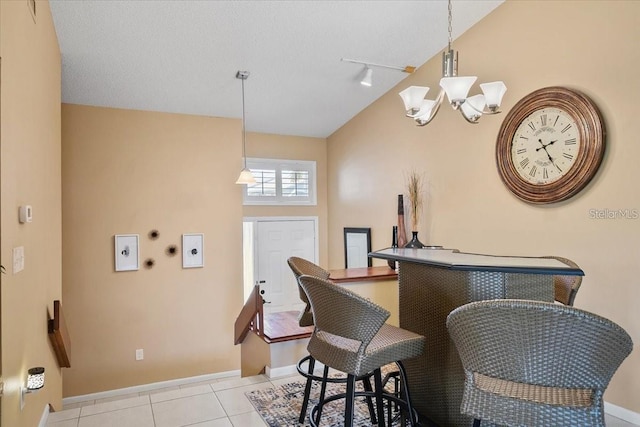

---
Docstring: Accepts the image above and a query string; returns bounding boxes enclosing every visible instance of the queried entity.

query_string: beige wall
[61,109,328,397]
[328,0,640,412]
[1,1,63,425]
[61,105,246,396]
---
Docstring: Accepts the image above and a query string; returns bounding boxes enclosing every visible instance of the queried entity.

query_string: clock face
[510,107,581,185]
[496,87,605,204]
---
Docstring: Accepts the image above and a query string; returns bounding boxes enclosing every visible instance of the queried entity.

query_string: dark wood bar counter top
[329,266,398,283]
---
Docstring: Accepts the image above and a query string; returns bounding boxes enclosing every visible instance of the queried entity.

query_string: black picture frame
[344,227,372,268]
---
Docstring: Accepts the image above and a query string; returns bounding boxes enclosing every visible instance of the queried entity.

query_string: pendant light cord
[241,75,247,169]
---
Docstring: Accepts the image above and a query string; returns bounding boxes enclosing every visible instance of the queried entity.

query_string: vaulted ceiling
[50,0,503,138]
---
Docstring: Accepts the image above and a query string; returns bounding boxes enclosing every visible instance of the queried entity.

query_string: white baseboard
[265,364,298,378]
[62,369,240,406]
[605,401,640,425]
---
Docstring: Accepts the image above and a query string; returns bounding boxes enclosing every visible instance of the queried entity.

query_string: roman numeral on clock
[520,158,530,168]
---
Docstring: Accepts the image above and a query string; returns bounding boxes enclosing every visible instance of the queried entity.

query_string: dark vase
[404,231,424,249]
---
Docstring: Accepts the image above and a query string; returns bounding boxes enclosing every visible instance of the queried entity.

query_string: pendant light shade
[235,168,255,185]
[235,71,256,185]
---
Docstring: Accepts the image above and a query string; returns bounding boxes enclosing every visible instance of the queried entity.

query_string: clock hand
[536,138,546,151]
[541,146,563,172]
[536,139,558,151]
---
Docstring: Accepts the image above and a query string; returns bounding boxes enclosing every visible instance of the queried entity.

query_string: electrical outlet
[135,349,144,361]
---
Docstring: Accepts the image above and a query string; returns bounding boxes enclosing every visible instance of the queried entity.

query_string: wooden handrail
[48,300,71,368]
[234,284,264,345]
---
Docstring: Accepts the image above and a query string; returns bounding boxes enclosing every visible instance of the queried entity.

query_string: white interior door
[256,219,316,314]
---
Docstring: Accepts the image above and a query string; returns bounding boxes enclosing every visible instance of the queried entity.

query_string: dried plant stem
[406,171,424,232]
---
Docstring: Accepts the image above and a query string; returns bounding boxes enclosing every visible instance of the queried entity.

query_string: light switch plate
[13,246,25,274]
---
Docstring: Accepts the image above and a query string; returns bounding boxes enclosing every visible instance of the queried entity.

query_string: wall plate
[114,234,139,272]
[182,233,204,268]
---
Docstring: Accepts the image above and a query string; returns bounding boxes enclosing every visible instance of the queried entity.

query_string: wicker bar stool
[541,256,583,306]
[299,274,425,427]
[447,299,633,427]
[286,257,377,424]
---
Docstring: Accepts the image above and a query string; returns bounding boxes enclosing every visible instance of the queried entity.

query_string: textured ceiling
[49,0,503,138]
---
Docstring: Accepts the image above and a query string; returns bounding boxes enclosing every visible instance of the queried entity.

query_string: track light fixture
[342,58,415,88]
[361,66,373,87]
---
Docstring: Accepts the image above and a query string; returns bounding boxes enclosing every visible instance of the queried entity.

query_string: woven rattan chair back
[542,255,583,305]
[447,299,633,427]
[299,274,390,374]
[287,257,330,327]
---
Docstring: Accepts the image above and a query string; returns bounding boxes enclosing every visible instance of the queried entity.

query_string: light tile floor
[47,373,639,427]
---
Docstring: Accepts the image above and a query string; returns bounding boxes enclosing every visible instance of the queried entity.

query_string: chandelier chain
[447,0,453,50]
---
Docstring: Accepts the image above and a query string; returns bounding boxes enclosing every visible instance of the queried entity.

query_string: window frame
[242,157,317,206]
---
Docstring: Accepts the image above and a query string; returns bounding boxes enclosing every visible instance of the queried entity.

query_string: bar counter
[369,247,583,427]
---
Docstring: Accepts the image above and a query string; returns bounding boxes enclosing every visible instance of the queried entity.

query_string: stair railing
[234,284,264,345]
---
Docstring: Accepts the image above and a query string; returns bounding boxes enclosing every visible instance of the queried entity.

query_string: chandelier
[399,0,506,125]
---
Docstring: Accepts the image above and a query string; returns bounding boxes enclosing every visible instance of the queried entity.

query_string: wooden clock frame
[496,86,605,204]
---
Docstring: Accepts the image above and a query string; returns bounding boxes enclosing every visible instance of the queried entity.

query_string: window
[243,158,317,206]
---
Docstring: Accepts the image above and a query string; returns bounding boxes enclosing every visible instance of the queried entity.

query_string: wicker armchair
[446,299,633,427]
[542,255,583,305]
[299,274,425,427]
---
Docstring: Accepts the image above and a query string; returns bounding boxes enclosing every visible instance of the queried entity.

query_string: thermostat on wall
[19,205,33,223]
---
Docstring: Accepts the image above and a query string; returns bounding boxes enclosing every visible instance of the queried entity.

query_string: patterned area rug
[246,373,407,427]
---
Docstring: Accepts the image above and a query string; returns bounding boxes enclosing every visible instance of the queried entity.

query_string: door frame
[242,216,319,302]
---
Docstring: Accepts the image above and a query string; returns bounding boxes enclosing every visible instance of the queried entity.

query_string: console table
[369,248,584,427]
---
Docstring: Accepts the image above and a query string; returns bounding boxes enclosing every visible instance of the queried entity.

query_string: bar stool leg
[361,375,378,424]
[344,374,356,427]
[373,368,387,427]
[313,365,330,425]
[299,356,315,424]
[396,360,418,427]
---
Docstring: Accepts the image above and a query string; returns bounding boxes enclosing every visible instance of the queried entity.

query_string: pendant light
[235,70,256,185]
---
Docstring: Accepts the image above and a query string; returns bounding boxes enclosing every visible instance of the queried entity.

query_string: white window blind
[242,158,316,206]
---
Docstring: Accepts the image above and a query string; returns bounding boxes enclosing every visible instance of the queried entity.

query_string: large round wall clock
[496,86,605,204]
